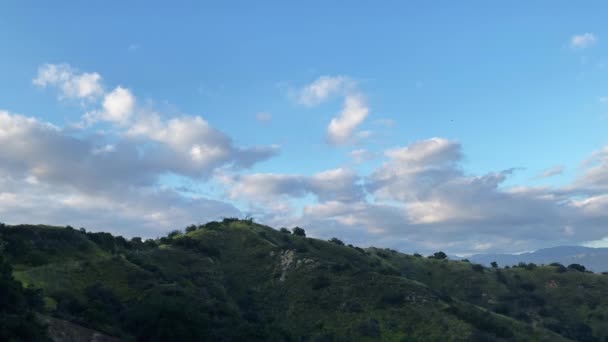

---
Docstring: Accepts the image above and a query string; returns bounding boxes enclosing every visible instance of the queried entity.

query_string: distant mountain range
[468,246,608,272]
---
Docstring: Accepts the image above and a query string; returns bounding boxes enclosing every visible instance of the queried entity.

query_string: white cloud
[296,75,370,145]
[296,75,354,106]
[327,94,369,145]
[33,64,103,100]
[570,33,597,49]
[101,86,135,124]
[220,167,363,204]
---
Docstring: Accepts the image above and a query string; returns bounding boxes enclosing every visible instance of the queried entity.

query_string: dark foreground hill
[1,220,606,341]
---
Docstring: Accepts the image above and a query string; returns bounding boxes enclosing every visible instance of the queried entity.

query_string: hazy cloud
[255,112,272,122]
[570,33,597,49]
[536,165,564,179]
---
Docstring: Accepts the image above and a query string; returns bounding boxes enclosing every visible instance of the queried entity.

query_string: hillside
[0,220,606,341]
[469,246,608,273]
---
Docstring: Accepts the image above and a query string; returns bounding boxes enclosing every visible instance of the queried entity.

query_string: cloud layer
[5,63,608,255]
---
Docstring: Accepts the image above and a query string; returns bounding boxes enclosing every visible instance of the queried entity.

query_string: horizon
[3,2,608,255]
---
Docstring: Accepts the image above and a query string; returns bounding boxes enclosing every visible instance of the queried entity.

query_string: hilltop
[1,220,607,341]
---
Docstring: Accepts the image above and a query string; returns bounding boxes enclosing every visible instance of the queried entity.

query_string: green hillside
[1,220,605,341]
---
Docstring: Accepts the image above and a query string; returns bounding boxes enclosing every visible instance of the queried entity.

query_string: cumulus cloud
[220,167,364,204]
[13,63,608,255]
[327,94,369,144]
[101,86,135,124]
[296,75,369,145]
[0,111,245,237]
[0,62,281,236]
[222,137,608,255]
[33,64,103,100]
[570,33,597,49]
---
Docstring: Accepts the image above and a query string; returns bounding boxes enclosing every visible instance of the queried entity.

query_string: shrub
[203,221,222,230]
[292,227,306,237]
[358,319,380,337]
[380,292,405,306]
[431,251,447,260]
[550,262,567,273]
[490,261,498,268]
[311,275,330,290]
[377,251,389,259]
[329,237,344,246]
[568,263,586,272]
[471,264,484,273]
[279,228,290,234]
[519,283,536,292]
[413,253,422,258]
[185,225,197,233]
[167,230,182,239]
[221,217,240,224]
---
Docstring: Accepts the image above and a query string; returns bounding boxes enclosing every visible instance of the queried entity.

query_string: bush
[279,228,290,234]
[568,263,586,272]
[172,237,220,257]
[430,251,447,260]
[471,264,484,273]
[358,319,380,337]
[413,253,422,258]
[380,292,405,306]
[518,262,536,270]
[329,237,344,246]
[0,256,50,341]
[490,261,498,268]
[168,230,182,239]
[311,275,330,290]
[203,221,222,230]
[185,225,197,233]
[124,288,212,341]
[519,283,536,292]
[550,262,567,273]
[292,227,306,237]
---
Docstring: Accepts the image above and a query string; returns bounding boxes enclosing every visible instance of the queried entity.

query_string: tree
[168,230,182,239]
[185,225,197,233]
[568,263,586,272]
[491,261,498,268]
[0,256,50,341]
[329,237,344,246]
[279,228,290,234]
[432,251,447,260]
[292,227,306,237]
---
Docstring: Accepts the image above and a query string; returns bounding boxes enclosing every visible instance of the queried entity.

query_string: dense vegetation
[1,220,607,341]
[0,240,50,341]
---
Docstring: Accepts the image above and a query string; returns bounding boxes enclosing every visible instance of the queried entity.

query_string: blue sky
[2,2,608,255]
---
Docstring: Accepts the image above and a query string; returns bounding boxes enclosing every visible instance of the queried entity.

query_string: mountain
[1,220,607,341]
[470,246,608,272]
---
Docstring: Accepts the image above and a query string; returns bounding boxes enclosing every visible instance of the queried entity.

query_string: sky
[2,1,608,255]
